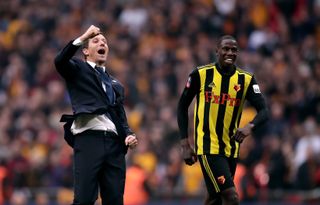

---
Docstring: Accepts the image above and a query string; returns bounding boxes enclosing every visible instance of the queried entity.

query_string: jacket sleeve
[117,104,134,136]
[246,75,269,129]
[177,69,200,139]
[114,83,134,136]
[54,40,80,79]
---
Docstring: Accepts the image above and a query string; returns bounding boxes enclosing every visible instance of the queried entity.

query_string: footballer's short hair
[217,35,237,47]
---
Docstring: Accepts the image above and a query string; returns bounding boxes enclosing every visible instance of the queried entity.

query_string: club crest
[234,84,241,92]
[217,175,226,184]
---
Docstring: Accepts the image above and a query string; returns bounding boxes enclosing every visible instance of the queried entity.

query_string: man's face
[216,39,238,67]
[82,34,109,65]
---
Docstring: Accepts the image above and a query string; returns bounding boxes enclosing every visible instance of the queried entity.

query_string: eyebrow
[221,45,237,48]
[92,37,107,42]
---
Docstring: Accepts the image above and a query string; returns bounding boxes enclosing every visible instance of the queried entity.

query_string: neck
[86,58,105,67]
[216,63,235,75]
[96,62,105,67]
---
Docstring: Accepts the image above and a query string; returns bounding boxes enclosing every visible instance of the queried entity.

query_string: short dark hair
[81,39,90,60]
[217,35,237,47]
[81,39,89,49]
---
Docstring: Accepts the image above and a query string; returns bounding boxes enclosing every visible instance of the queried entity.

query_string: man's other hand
[232,123,254,143]
[125,134,138,149]
[180,138,197,165]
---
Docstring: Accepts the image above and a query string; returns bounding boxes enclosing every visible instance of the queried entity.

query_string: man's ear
[82,48,89,58]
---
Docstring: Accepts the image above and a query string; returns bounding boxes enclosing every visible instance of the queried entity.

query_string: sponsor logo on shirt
[205,92,241,106]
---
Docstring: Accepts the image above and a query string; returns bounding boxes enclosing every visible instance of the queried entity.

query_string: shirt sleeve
[177,69,200,139]
[73,37,83,46]
[246,76,269,128]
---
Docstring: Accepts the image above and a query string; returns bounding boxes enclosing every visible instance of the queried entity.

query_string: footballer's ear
[215,48,219,57]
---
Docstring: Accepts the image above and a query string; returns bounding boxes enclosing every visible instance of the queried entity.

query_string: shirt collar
[215,62,236,76]
[87,61,106,72]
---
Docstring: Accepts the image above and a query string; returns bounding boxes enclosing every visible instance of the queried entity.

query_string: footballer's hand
[180,138,197,166]
[125,134,138,149]
[232,123,254,143]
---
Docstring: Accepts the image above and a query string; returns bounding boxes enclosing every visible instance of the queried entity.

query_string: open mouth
[224,58,234,63]
[97,49,105,55]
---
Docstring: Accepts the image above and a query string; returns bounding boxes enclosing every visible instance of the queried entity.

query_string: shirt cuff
[73,38,83,46]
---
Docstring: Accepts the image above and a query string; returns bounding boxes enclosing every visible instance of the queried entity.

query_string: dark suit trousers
[72,130,126,205]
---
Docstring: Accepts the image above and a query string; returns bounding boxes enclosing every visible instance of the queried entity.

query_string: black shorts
[198,155,238,195]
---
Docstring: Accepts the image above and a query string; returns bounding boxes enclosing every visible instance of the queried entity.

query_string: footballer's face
[82,34,109,66]
[216,38,238,68]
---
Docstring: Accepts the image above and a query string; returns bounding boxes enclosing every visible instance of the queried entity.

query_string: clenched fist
[79,25,102,42]
[125,134,138,149]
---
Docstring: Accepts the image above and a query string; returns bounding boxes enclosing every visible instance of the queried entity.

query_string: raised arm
[54,25,102,78]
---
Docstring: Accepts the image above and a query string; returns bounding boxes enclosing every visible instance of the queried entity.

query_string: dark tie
[95,66,115,105]
[95,66,126,139]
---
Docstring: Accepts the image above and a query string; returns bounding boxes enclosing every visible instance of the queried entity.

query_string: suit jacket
[54,40,133,148]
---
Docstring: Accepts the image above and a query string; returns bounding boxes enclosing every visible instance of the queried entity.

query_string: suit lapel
[110,78,124,104]
[85,62,122,104]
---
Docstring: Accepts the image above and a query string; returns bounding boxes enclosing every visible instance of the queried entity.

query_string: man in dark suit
[54,25,138,205]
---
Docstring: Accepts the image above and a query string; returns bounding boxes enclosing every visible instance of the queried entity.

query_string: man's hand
[180,138,197,165]
[232,123,254,143]
[79,25,102,42]
[125,134,138,149]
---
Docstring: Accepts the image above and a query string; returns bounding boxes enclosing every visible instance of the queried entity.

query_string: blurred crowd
[0,0,320,204]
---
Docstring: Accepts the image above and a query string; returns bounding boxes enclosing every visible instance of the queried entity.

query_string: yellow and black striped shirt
[178,63,266,158]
